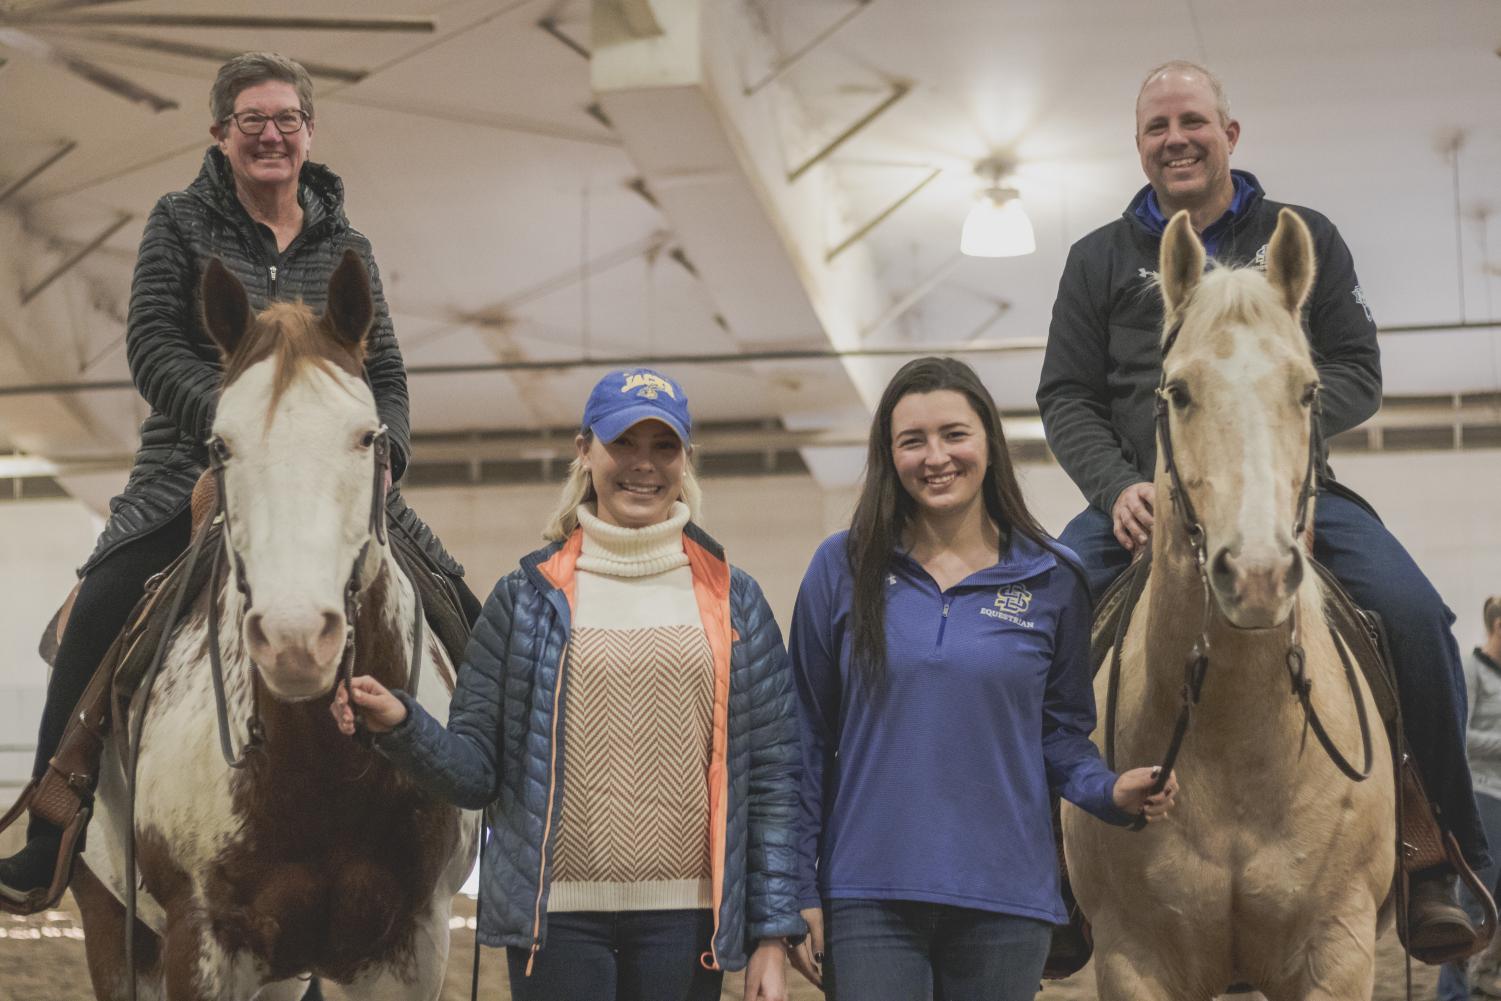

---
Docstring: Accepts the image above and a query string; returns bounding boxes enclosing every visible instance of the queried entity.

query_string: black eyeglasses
[223,109,310,136]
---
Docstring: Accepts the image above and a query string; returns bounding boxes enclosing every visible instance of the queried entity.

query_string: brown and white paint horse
[1062,210,1395,1000]
[72,253,477,1000]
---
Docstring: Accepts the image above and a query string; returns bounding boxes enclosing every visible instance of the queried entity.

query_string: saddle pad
[108,521,225,736]
[388,517,472,675]
[1090,551,1151,676]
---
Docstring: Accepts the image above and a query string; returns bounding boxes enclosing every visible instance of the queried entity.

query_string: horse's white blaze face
[213,356,381,700]
[1163,269,1318,629]
[1066,209,1390,1001]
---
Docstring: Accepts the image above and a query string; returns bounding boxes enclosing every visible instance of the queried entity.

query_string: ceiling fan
[0,0,436,112]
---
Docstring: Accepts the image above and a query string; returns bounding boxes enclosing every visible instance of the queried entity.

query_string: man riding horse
[1036,59,1486,953]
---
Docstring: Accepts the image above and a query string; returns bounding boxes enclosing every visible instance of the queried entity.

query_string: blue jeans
[1059,488,1489,870]
[506,909,722,1001]
[1438,793,1501,1000]
[823,898,1052,1001]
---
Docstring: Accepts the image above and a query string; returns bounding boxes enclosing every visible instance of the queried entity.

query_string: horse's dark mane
[221,302,365,416]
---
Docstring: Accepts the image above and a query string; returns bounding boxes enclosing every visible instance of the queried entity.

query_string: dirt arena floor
[1,828,1441,1000]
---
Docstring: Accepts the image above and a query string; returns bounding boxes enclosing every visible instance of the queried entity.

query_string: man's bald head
[1134,60,1240,225]
[1136,60,1231,128]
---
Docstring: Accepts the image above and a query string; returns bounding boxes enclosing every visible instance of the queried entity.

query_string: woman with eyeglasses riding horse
[0,51,479,909]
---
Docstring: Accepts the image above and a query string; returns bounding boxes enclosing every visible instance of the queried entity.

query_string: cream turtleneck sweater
[575,501,691,577]
[549,502,716,913]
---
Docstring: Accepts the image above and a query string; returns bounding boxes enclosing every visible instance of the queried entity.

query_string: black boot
[1407,867,1477,960]
[0,823,64,907]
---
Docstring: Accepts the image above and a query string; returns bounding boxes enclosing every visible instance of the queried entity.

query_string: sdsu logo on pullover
[789,531,1133,923]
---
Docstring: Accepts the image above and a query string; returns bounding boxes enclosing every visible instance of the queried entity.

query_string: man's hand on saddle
[330,676,409,735]
[1112,766,1179,823]
[1113,482,1156,552]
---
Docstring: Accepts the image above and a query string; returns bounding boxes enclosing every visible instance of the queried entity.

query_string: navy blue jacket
[792,531,1132,924]
[376,522,806,970]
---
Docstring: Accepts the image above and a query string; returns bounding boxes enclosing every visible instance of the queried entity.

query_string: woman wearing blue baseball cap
[334,368,805,1001]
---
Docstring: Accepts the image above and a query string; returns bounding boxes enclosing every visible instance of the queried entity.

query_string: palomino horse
[71,252,478,1000]
[1062,209,1395,999]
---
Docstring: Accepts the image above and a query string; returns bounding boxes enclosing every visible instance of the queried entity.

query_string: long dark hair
[847,356,1063,691]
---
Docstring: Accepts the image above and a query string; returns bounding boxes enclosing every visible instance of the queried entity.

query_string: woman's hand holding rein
[331,675,408,735]
[1112,766,1179,823]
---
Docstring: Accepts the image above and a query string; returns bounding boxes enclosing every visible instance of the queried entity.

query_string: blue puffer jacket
[376,521,807,970]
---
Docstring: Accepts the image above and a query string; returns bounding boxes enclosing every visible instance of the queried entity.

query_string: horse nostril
[245,612,270,653]
[1210,547,1235,590]
[1284,547,1305,593]
[309,610,346,664]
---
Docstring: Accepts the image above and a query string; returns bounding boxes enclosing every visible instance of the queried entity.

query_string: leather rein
[1104,321,1374,830]
[121,425,428,1001]
[202,424,427,767]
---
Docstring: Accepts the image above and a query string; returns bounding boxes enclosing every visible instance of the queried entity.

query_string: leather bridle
[123,424,428,1001]
[1155,321,1321,564]
[1106,320,1373,831]
[201,423,428,766]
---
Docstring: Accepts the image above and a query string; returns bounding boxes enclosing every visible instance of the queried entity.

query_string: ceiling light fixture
[0,453,60,479]
[960,156,1035,258]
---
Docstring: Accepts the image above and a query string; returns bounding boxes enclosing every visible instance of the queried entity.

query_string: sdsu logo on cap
[621,371,677,400]
[581,367,692,444]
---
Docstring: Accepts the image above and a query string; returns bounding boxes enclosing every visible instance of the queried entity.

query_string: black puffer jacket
[82,148,461,577]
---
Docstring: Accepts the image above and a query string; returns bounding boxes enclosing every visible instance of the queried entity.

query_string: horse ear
[201,258,251,357]
[324,249,373,348]
[1158,209,1205,329]
[1266,207,1317,316]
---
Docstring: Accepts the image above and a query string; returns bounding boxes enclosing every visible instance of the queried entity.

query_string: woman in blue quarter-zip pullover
[786,357,1178,1001]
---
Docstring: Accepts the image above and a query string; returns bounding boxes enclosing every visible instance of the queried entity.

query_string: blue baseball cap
[581,368,692,444]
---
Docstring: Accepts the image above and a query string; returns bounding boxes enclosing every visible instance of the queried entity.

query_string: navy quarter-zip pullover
[791,530,1132,924]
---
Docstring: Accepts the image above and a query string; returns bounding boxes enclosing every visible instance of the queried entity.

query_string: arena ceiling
[1,0,1499,507]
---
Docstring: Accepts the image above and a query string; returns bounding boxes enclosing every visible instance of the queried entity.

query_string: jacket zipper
[526,637,569,975]
[936,599,950,646]
[264,221,332,300]
[701,588,734,973]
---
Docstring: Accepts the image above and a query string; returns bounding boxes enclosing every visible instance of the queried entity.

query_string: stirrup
[1394,758,1498,964]
[1400,832,1497,965]
[0,774,91,916]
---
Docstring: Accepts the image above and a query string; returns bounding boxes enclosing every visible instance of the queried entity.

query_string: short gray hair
[210,52,314,123]
[1486,595,1501,634]
[1137,59,1231,126]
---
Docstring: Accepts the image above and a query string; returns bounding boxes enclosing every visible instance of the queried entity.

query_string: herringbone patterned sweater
[548,503,715,912]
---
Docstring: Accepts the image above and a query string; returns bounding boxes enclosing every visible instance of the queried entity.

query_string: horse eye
[1301,384,1319,407]
[210,436,232,463]
[1167,384,1192,410]
[360,430,377,448]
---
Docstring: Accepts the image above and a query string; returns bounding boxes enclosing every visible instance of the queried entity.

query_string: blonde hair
[541,433,704,542]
